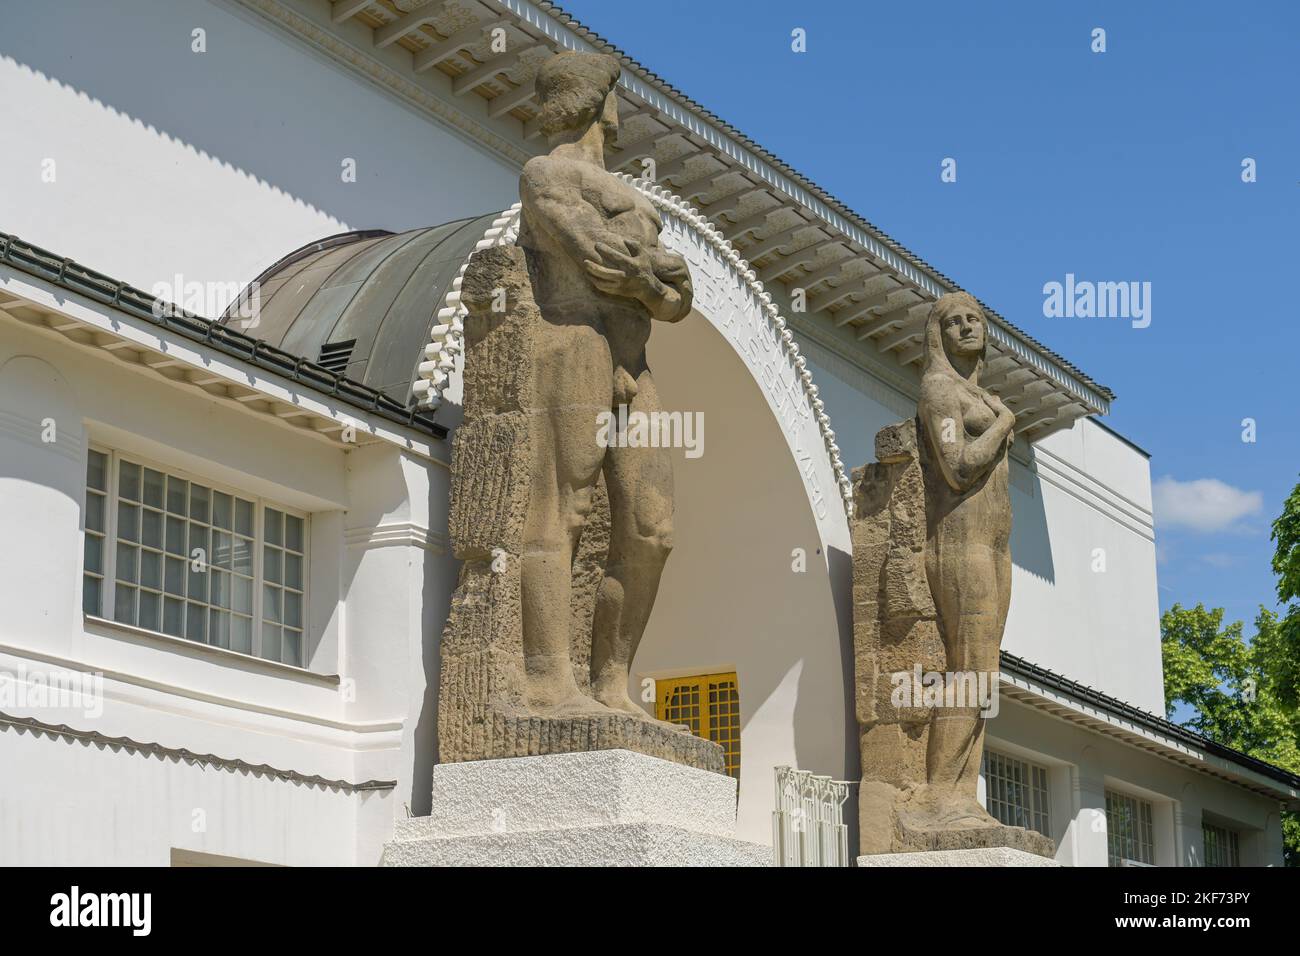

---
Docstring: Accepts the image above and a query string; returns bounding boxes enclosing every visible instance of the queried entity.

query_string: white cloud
[1152,476,1263,533]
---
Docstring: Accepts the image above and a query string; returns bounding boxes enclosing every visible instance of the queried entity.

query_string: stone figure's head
[925,291,986,376]
[535,51,622,143]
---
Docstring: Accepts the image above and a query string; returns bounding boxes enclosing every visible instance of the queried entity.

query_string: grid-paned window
[982,750,1051,837]
[1203,822,1241,867]
[82,447,307,667]
[657,672,741,778]
[83,450,109,615]
[1106,789,1155,866]
[261,508,306,667]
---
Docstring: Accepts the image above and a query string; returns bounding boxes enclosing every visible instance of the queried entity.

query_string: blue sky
[561,0,1299,638]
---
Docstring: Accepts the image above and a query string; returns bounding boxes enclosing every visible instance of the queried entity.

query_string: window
[1203,822,1241,867]
[1106,789,1155,866]
[982,750,1051,837]
[656,672,741,778]
[82,447,308,667]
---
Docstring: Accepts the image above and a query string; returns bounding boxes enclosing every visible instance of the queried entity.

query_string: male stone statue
[437,51,718,771]
[516,50,693,718]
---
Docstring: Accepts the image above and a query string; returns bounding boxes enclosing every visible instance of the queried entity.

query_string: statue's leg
[589,371,675,718]
[521,336,611,716]
[925,543,1001,817]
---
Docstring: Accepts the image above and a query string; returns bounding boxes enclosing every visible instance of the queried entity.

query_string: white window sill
[84,614,340,687]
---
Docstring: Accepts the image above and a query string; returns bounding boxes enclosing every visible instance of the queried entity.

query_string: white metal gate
[771,766,851,867]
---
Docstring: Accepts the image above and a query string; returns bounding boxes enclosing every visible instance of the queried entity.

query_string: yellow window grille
[656,672,741,778]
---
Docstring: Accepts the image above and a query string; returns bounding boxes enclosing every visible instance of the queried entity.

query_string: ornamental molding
[0,710,394,793]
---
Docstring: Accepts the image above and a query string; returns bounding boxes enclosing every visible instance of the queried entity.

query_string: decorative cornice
[0,710,395,793]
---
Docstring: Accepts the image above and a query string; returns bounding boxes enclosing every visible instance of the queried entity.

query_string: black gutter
[1002,649,1300,793]
[0,232,447,441]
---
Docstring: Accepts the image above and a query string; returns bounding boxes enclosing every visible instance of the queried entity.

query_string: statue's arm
[922,388,1015,493]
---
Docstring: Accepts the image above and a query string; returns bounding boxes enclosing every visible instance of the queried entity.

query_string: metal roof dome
[221,212,499,404]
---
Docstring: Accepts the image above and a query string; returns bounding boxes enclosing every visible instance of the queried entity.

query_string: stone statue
[852,291,1053,856]
[437,52,721,772]
[516,51,693,718]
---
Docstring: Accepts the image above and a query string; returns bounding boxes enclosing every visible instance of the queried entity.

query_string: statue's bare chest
[584,175,660,240]
[960,391,997,436]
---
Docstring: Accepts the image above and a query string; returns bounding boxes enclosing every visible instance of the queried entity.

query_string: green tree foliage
[1160,476,1300,866]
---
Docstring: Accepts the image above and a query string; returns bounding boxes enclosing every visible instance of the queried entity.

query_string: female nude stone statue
[515,52,693,718]
[912,290,1016,829]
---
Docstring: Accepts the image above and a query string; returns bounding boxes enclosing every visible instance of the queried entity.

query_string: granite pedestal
[382,749,769,867]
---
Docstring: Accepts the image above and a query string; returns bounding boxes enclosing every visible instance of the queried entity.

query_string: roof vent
[318,339,357,376]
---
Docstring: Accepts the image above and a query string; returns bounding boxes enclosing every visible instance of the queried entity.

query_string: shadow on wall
[636,310,852,844]
[0,354,86,644]
[1010,448,1055,584]
[0,0,518,240]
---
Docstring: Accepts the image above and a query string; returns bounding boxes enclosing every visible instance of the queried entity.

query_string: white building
[1,0,1294,867]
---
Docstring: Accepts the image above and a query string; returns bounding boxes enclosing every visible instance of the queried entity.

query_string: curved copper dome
[222,213,499,404]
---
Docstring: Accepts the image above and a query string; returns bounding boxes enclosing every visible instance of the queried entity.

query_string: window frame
[1105,788,1156,866]
[982,749,1052,838]
[1202,821,1241,868]
[83,443,310,668]
[655,671,742,778]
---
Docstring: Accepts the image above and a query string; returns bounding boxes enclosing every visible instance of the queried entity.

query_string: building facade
[0,0,1294,866]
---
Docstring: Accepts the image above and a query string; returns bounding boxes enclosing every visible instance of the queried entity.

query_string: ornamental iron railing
[772,766,851,867]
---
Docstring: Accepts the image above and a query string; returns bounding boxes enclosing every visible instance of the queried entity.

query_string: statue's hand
[985,393,1014,422]
[583,240,659,301]
[650,250,691,286]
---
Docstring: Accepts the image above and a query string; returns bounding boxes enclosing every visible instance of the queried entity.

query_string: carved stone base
[859,781,1057,858]
[382,751,765,866]
[893,818,1057,857]
[436,705,724,773]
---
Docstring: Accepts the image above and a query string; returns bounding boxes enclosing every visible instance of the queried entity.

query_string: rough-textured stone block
[383,751,766,867]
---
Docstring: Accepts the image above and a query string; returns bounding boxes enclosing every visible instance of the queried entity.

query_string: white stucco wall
[0,0,520,311]
[1007,422,1163,714]
[0,305,451,865]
